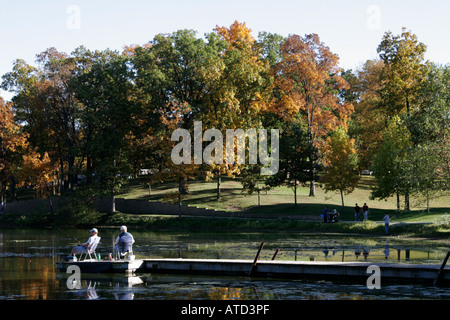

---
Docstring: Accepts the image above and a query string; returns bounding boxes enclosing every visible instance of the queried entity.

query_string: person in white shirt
[71,228,99,255]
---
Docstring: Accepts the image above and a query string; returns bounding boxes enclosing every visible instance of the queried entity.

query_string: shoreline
[2,214,449,241]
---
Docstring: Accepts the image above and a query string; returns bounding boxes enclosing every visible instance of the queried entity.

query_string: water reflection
[291,238,448,264]
[52,272,450,300]
[55,273,143,300]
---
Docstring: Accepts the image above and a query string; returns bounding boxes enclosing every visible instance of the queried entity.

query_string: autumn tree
[204,21,273,198]
[343,60,387,171]
[1,49,84,193]
[377,28,429,117]
[376,28,431,210]
[0,97,29,203]
[272,34,353,196]
[19,149,59,211]
[322,126,360,208]
[131,30,228,198]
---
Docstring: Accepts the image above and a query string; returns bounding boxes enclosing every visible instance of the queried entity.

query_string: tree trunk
[396,191,400,211]
[309,180,316,197]
[257,179,261,206]
[406,96,410,117]
[217,173,221,200]
[404,190,410,211]
[48,196,54,215]
[178,179,182,218]
[340,189,344,209]
[294,181,297,205]
[110,190,116,214]
[1,176,6,204]
[9,176,16,201]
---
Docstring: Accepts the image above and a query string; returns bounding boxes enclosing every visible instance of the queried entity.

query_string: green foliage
[53,193,103,227]
[371,117,412,206]
[377,27,429,116]
[266,117,311,204]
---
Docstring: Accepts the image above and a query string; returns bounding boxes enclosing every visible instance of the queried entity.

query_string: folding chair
[79,237,101,261]
[115,234,133,260]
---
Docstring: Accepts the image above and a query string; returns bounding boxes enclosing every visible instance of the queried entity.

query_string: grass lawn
[118,175,450,224]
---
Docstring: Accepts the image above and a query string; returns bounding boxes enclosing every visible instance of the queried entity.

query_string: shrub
[53,193,103,227]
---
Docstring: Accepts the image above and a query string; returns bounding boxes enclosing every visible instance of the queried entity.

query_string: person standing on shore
[322,206,329,223]
[354,203,360,221]
[383,213,390,235]
[363,203,369,221]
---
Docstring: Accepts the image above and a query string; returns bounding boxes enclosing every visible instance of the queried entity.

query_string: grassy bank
[119,176,449,220]
[100,211,450,239]
[2,175,449,239]
[3,209,450,239]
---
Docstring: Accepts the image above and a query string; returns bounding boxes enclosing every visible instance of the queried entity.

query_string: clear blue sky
[1,0,449,100]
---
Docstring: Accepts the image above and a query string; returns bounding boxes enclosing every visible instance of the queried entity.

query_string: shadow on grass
[242,203,450,222]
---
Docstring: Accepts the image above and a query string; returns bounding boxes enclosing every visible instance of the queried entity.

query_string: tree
[401,143,442,213]
[322,126,360,208]
[73,53,140,214]
[19,149,58,200]
[255,32,285,67]
[1,48,85,193]
[272,34,352,196]
[377,28,429,117]
[201,21,273,199]
[131,29,229,198]
[344,60,387,171]
[375,28,430,210]
[266,116,310,205]
[403,63,450,211]
[371,117,412,210]
[0,97,29,203]
[411,63,450,183]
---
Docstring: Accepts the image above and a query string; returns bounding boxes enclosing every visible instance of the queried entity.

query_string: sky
[1,0,449,101]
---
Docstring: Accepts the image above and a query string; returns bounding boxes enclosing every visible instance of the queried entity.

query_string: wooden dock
[56,258,450,285]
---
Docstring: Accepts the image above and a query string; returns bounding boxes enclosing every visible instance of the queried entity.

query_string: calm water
[1,228,450,300]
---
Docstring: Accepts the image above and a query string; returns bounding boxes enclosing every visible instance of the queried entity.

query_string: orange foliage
[214,20,255,48]
[0,97,28,173]
[272,34,353,149]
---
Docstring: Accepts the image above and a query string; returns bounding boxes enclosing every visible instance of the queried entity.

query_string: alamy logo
[171,121,279,175]
[66,265,81,289]
[366,265,381,289]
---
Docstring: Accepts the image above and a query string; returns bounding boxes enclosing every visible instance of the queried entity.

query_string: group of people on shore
[321,206,340,223]
[321,203,391,235]
[354,203,370,221]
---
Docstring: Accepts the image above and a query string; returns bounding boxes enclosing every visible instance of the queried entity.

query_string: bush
[52,193,103,227]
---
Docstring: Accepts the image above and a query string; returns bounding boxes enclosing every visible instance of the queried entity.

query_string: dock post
[272,248,280,260]
[248,242,264,276]
[434,251,450,286]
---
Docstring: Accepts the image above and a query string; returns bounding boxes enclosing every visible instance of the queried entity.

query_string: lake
[1,228,450,300]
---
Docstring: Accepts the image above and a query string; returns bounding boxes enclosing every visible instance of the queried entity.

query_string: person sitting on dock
[114,226,135,259]
[70,228,99,257]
